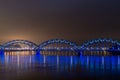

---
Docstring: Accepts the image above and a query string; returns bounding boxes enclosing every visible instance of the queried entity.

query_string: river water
[0,51,120,80]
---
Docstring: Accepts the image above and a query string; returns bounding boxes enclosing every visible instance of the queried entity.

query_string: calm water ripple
[0,51,120,80]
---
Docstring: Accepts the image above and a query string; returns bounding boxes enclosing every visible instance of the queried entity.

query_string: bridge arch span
[37,39,77,50]
[79,38,120,51]
[2,40,38,50]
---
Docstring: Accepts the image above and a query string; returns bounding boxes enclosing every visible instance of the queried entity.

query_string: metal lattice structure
[37,39,77,51]
[79,38,120,51]
[2,40,38,51]
[0,38,120,52]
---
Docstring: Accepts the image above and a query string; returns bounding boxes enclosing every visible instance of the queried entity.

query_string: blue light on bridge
[0,38,119,56]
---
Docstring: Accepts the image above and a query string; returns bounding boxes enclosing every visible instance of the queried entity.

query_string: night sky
[0,0,120,44]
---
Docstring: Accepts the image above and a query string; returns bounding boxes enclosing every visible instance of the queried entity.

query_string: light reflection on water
[0,51,120,79]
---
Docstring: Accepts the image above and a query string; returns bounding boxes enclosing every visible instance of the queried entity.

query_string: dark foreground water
[0,51,120,80]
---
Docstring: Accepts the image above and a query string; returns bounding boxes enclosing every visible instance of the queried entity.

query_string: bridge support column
[77,50,83,56]
[0,49,4,55]
[36,49,41,55]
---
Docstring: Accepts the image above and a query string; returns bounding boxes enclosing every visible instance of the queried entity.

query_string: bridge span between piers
[0,38,119,55]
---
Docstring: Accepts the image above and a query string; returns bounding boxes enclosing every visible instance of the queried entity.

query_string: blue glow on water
[0,51,120,78]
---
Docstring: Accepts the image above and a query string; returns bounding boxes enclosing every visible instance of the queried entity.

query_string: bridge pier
[0,49,4,55]
[36,49,41,55]
[77,50,83,56]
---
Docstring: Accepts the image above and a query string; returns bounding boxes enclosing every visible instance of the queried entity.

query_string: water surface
[0,51,120,80]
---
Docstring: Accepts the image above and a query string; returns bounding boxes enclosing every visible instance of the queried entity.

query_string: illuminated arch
[79,38,120,51]
[2,40,38,50]
[37,39,77,50]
